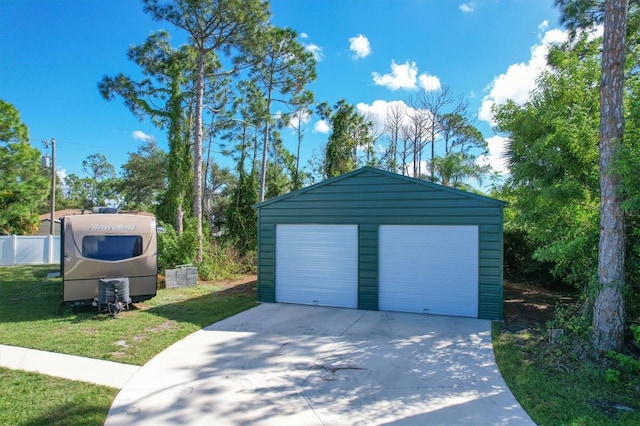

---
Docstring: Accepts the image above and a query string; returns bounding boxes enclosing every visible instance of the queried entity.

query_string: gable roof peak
[254,166,506,208]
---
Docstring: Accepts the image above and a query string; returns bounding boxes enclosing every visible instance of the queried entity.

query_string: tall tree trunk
[402,138,408,175]
[259,123,269,202]
[413,126,420,178]
[430,129,435,180]
[259,87,273,202]
[295,128,302,188]
[592,0,628,356]
[176,205,184,235]
[391,130,397,173]
[237,128,248,207]
[193,50,206,263]
[167,66,186,236]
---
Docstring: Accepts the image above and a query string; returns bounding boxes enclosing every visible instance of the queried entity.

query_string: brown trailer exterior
[61,214,157,305]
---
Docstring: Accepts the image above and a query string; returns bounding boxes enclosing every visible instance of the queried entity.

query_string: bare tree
[413,85,466,179]
[383,101,407,173]
[399,124,413,175]
[357,110,381,168]
[404,107,429,177]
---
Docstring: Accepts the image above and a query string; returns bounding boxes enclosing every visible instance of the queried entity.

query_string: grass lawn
[0,265,258,365]
[0,367,118,426]
[0,264,258,425]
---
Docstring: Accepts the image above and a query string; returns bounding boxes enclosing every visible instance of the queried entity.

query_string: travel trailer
[61,213,157,306]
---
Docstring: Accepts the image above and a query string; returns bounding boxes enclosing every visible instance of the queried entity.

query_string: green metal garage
[253,167,506,320]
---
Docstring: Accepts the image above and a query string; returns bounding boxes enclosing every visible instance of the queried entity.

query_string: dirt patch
[110,340,133,359]
[145,320,178,333]
[207,275,257,296]
[503,280,576,332]
[110,351,130,358]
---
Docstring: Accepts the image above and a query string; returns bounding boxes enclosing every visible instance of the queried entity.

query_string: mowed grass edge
[0,265,258,365]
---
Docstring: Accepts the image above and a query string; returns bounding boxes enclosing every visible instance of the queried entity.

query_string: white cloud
[132,130,155,143]
[357,99,393,119]
[372,60,418,90]
[349,34,371,59]
[477,135,510,175]
[418,73,441,91]
[56,168,67,182]
[313,119,330,134]
[459,2,475,13]
[305,43,323,61]
[287,109,311,130]
[373,60,441,92]
[542,28,569,44]
[478,26,568,125]
[300,32,309,39]
[538,20,549,33]
[357,101,386,134]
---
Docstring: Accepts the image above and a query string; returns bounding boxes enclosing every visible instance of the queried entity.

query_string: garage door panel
[379,225,479,317]
[276,225,358,308]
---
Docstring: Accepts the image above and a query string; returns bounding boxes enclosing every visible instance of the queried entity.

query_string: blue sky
[0,0,563,189]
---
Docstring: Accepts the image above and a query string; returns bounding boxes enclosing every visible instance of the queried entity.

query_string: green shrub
[605,368,621,383]
[198,242,257,280]
[606,351,640,374]
[547,301,592,337]
[503,227,557,285]
[631,324,640,344]
[157,219,198,273]
[158,219,257,280]
[605,324,640,392]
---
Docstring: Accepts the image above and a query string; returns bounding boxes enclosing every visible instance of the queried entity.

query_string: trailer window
[82,236,143,261]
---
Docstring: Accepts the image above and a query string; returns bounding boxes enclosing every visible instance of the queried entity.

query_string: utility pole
[42,138,56,235]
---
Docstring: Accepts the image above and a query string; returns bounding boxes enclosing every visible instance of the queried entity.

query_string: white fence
[0,235,61,266]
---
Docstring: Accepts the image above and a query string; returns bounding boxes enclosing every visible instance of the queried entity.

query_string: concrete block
[165,266,197,288]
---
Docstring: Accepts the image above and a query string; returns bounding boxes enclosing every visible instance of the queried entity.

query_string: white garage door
[379,225,479,317]
[275,224,358,308]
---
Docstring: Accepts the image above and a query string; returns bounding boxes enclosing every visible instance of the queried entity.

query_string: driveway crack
[337,311,367,338]
[297,384,326,425]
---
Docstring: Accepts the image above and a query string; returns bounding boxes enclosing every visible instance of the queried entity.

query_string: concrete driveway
[106,304,534,425]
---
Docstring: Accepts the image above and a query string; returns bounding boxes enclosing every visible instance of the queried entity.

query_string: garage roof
[253,167,507,208]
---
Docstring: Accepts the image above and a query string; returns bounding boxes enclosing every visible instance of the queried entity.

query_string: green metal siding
[358,224,378,310]
[255,168,505,320]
